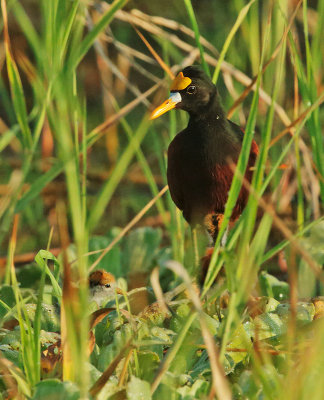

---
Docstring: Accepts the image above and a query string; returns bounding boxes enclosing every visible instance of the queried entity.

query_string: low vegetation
[0,0,323,399]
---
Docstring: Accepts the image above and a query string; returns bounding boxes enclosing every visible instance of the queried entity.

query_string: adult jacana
[151,65,258,243]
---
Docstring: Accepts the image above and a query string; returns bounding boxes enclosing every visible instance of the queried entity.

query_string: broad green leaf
[39,330,60,346]
[190,350,210,380]
[161,371,192,388]
[177,378,209,398]
[16,263,42,289]
[225,324,252,370]
[87,362,102,386]
[127,376,151,400]
[203,313,220,336]
[276,302,315,325]
[237,370,261,399]
[89,232,122,278]
[32,379,80,400]
[298,259,317,299]
[150,326,176,344]
[95,376,120,400]
[252,312,285,340]
[170,328,201,376]
[24,304,60,332]
[0,344,20,366]
[154,383,178,399]
[264,297,280,313]
[98,323,132,371]
[123,227,162,273]
[259,272,290,301]
[1,329,22,350]
[137,351,160,381]
[0,285,16,319]
[300,221,324,263]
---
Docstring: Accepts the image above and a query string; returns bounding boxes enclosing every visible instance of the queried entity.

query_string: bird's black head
[175,66,217,115]
[150,65,218,119]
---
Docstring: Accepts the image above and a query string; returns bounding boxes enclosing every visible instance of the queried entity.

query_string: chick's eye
[105,284,111,288]
[187,85,196,94]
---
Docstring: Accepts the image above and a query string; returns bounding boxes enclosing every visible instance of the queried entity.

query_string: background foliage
[0,0,323,399]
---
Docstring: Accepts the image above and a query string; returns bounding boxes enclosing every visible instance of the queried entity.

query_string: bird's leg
[191,225,208,274]
[191,227,200,270]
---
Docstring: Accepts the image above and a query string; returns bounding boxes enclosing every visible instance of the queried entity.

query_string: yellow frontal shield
[170,72,192,91]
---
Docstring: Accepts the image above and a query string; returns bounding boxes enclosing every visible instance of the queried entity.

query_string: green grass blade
[0,73,16,124]
[183,0,209,75]
[310,0,324,74]
[87,117,150,232]
[5,51,33,149]
[288,31,324,201]
[32,268,46,383]
[294,136,304,229]
[59,0,81,63]
[203,68,261,293]
[0,128,16,152]
[261,217,324,264]
[151,312,197,394]
[10,257,37,387]
[70,0,128,69]
[237,34,286,253]
[111,97,169,227]
[11,2,42,64]
[35,250,62,300]
[15,162,63,212]
[212,0,256,84]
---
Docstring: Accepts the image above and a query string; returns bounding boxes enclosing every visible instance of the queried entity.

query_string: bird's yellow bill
[150,92,182,120]
[150,72,191,120]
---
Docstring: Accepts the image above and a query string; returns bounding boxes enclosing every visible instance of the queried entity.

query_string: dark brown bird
[151,66,258,242]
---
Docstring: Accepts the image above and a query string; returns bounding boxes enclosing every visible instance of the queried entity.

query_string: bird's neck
[187,94,240,152]
[188,91,226,122]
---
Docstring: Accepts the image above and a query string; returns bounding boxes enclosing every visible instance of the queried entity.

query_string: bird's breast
[167,132,235,223]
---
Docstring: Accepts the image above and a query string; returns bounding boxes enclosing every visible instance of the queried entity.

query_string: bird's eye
[186,85,196,94]
[105,284,111,288]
